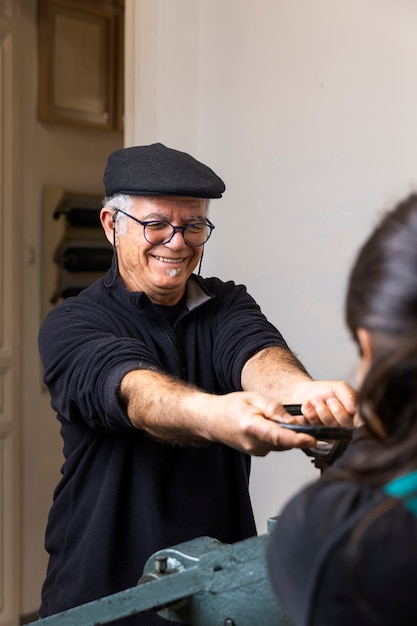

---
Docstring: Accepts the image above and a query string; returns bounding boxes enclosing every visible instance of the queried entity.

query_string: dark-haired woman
[267,194,417,626]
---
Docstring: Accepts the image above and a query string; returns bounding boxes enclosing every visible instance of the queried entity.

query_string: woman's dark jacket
[267,427,417,626]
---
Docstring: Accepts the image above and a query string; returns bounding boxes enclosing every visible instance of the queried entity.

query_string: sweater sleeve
[206,278,290,390]
[38,296,161,432]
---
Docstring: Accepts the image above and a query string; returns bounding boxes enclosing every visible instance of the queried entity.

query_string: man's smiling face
[112,195,208,305]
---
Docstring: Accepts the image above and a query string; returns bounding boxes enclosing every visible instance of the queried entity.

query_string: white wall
[126,0,417,532]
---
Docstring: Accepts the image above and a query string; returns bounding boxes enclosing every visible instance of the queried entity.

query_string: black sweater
[38,267,288,624]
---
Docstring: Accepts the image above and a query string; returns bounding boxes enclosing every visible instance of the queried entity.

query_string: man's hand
[241,347,357,428]
[175,389,318,456]
[289,379,357,427]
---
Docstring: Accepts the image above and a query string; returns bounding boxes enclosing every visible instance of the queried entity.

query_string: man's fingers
[272,425,317,451]
[301,397,354,427]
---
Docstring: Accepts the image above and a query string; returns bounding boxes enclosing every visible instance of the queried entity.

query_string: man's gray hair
[103,194,135,234]
[103,194,211,236]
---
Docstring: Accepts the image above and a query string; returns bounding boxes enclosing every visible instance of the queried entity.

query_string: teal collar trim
[384,469,417,516]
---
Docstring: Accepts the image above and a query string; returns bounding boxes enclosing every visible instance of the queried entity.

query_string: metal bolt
[154,554,168,573]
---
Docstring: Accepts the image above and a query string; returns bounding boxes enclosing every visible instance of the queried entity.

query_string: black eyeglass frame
[113,208,215,247]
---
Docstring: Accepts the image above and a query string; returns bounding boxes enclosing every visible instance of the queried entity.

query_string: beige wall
[126,0,417,531]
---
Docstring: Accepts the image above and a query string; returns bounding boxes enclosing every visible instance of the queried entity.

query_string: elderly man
[38,143,355,625]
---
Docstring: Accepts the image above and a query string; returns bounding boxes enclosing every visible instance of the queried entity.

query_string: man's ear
[100,207,115,245]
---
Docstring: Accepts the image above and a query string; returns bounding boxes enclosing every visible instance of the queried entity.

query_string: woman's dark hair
[344,193,417,484]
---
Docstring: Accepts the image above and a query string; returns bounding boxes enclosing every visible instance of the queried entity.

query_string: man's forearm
[119,366,319,454]
[120,348,310,441]
[120,368,216,444]
[241,346,312,403]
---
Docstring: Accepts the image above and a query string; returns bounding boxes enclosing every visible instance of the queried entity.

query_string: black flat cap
[103,143,225,199]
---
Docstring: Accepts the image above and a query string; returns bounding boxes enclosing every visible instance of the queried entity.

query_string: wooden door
[0,1,22,624]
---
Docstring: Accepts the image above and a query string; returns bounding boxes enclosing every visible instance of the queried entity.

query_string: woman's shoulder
[267,474,417,626]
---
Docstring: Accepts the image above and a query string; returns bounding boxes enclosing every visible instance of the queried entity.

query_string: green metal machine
[27,521,292,626]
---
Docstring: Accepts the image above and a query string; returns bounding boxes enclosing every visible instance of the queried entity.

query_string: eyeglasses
[114,209,215,247]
